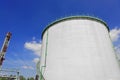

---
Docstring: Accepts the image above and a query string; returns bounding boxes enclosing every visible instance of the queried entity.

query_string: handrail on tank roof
[41,16,109,39]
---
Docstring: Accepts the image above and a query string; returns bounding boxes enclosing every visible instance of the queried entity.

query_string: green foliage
[0,77,8,80]
[19,75,26,80]
[19,75,34,80]
[27,77,34,80]
[29,77,34,80]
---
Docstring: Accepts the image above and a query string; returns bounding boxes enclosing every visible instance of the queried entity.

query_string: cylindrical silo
[40,16,120,80]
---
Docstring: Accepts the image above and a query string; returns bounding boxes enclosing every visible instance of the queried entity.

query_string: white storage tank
[40,16,120,80]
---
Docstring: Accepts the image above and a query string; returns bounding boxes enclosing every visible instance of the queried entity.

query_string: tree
[29,77,34,80]
[0,77,8,80]
[19,75,26,80]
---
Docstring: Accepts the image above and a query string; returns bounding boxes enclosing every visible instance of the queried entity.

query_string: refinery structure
[0,32,12,67]
[0,32,19,80]
[38,16,120,80]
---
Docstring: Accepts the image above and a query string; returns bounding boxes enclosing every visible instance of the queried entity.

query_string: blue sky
[0,0,120,78]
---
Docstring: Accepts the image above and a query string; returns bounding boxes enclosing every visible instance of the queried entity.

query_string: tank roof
[41,16,109,39]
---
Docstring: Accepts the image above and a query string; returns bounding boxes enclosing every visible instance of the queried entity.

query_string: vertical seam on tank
[40,68,44,80]
[40,30,49,80]
[44,30,49,67]
[39,59,41,80]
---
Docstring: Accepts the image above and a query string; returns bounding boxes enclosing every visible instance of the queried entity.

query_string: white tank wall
[40,17,120,80]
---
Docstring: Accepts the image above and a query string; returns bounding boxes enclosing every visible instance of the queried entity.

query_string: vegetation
[27,77,34,80]
[19,75,34,80]
[19,75,26,80]
[0,75,34,80]
[0,77,8,80]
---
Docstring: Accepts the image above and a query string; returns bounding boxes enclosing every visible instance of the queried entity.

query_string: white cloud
[32,37,36,40]
[33,58,39,64]
[115,45,120,60]
[24,40,41,56]
[22,65,34,70]
[24,38,41,65]
[110,28,120,61]
[115,45,120,53]
[110,28,120,42]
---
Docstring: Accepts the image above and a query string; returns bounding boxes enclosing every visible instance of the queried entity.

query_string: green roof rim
[41,16,109,39]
